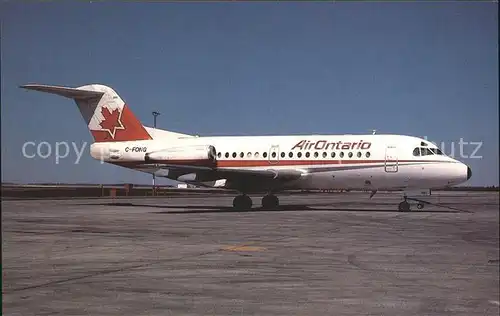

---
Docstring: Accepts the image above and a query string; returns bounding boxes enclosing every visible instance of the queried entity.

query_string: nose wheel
[398,196,427,212]
[398,196,411,212]
[398,201,411,212]
[232,194,252,211]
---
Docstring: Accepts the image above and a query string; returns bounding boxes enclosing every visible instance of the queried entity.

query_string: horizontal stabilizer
[20,83,152,142]
[20,84,104,99]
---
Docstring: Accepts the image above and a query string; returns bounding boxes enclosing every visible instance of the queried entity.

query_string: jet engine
[145,145,217,166]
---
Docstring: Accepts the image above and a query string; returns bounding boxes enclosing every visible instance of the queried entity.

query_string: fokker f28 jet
[21,84,472,211]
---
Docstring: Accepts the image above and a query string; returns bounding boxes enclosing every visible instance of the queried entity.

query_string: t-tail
[20,84,153,142]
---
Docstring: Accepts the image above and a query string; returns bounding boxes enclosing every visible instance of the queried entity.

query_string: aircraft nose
[467,165,472,180]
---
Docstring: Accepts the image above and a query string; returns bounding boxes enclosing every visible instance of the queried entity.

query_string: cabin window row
[217,151,371,159]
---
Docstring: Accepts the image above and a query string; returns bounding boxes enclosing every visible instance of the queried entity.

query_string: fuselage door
[268,145,280,165]
[384,145,398,172]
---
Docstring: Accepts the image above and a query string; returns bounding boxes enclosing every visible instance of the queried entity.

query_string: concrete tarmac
[2,192,499,316]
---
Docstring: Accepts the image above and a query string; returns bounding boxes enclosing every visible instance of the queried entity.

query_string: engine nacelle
[145,145,217,166]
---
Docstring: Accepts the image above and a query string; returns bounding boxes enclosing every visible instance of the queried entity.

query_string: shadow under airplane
[75,202,470,215]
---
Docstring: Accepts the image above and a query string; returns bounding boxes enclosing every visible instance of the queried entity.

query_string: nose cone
[467,166,472,180]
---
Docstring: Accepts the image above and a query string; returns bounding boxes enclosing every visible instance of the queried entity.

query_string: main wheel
[233,195,252,211]
[262,194,279,210]
[398,201,411,212]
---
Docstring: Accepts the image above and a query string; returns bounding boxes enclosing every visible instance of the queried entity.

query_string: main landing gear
[262,194,279,210]
[233,194,252,211]
[232,194,280,211]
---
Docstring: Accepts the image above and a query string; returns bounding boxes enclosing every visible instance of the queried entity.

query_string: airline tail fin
[20,84,153,142]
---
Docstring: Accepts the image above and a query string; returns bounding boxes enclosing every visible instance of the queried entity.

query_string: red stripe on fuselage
[112,159,445,169]
[215,159,441,168]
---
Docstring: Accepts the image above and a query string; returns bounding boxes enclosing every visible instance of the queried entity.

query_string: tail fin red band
[21,84,152,142]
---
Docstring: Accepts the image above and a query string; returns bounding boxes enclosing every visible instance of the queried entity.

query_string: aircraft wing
[130,163,304,191]
[166,164,302,181]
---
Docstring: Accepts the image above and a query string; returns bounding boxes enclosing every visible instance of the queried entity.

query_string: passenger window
[322,152,327,158]
[305,152,310,158]
[281,152,285,158]
[240,152,244,158]
[366,152,370,158]
[272,152,276,158]
[255,152,259,158]
[314,152,318,158]
[232,152,237,158]
[357,152,362,158]
[289,152,293,158]
[225,152,229,158]
[413,148,420,156]
[297,152,302,158]
[340,152,344,158]
[247,152,252,158]
[263,152,268,158]
[348,152,353,158]
[217,152,221,158]
[331,152,336,158]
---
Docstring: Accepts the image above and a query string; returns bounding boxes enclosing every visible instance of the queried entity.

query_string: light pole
[152,111,160,130]
[152,111,160,195]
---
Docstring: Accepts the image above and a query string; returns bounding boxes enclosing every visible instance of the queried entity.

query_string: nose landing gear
[398,196,411,212]
[398,196,426,212]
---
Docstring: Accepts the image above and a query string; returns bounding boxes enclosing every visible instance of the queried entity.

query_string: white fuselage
[90,134,471,191]
[20,83,471,195]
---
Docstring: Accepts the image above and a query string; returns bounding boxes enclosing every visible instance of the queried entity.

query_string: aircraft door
[384,145,398,172]
[268,145,280,165]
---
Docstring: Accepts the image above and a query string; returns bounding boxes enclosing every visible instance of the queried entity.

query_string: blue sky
[1,2,498,186]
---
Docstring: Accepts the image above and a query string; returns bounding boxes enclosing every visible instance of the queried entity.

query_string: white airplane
[21,83,472,211]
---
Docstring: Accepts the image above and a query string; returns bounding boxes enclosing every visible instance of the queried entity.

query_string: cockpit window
[430,148,444,155]
[421,148,434,156]
[413,147,444,156]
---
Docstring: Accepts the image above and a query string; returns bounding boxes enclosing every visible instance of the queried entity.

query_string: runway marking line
[221,242,266,252]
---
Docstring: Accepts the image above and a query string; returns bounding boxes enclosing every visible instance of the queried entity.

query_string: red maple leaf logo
[99,106,125,139]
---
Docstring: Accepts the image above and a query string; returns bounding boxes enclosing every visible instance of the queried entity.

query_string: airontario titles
[291,140,371,151]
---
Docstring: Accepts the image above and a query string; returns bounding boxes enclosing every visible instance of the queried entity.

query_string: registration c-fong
[125,146,147,153]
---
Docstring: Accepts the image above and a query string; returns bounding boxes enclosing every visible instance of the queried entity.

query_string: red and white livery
[21,83,472,211]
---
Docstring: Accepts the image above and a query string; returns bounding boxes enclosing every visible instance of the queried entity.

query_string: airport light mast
[152,111,160,195]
